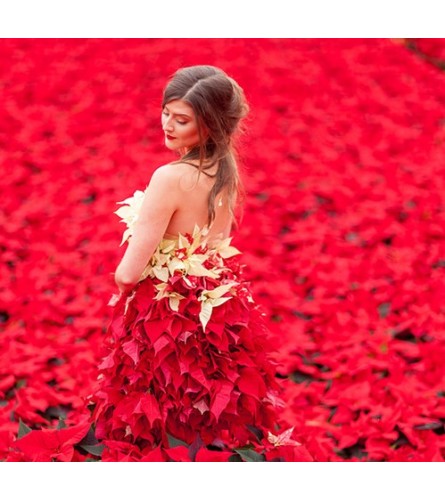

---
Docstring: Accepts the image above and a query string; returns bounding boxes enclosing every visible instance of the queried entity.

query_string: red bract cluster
[2,38,445,461]
[88,227,295,462]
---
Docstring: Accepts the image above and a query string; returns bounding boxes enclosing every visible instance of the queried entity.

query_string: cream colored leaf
[154,283,184,310]
[161,240,176,254]
[153,253,170,267]
[193,399,210,414]
[169,297,180,312]
[186,254,212,274]
[212,236,241,258]
[115,190,145,213]
[199,301,213,332]
[187,258,219,278]
[115,196,135,207]
[182,275,193,287]
[189,254,208,264]
[189,224,204,253]
[138,264,152,282]
[123,291,136,315]
[114,190,147,246]
[219,245,242,258]
[211,296,232,308]
[120,227,132,247]
[131,189,146,202]
[114,205,134,219]
[267,427,301,447]
[107,293,121,307]
[154,282,168,299]
[214,236,232,249]
[191,267,220,278]
[168,257,186,275]
[152,266,169,282]
[205,283,236,299]
[178,233,189,250]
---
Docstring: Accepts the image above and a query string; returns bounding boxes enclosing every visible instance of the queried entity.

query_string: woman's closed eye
[162,111,187,125]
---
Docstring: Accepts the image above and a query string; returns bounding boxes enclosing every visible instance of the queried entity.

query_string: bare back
[162,162,233,241]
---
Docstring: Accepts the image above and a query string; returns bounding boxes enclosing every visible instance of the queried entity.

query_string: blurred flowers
[3,38,445,461]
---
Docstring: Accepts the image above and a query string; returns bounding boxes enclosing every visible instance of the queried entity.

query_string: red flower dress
[86,188,310,461]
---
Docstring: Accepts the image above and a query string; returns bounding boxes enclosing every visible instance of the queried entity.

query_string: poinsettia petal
[199,302,213,332]
[195,448,233,462]
[210,381,233,421]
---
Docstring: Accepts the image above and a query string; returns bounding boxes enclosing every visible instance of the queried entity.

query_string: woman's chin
[164,140,178,151]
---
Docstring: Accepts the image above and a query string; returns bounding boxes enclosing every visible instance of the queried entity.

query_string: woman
[87,65,307,461]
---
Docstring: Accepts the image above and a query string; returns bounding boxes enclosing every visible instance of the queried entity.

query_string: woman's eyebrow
[164,106,191,119]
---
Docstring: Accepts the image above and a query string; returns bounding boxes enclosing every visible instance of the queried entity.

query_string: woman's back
[162,162,233,241]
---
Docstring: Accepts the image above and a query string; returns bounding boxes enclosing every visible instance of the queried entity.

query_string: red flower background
[2,38,445,461]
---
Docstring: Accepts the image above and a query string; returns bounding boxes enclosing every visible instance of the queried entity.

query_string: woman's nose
[163,116,173,131]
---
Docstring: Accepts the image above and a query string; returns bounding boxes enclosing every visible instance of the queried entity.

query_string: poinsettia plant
[2,38,445,461]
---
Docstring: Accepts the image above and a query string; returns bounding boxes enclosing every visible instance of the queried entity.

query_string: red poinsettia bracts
[12,418,90,462]
[89,222,290,459]
[3,39,445,461]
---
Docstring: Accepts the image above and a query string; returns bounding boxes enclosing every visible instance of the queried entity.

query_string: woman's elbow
[114,267,138,292]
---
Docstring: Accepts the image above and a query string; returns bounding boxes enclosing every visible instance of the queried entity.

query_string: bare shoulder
[144,163,184,190]
[150,163,184,180]
[156,161,210,192]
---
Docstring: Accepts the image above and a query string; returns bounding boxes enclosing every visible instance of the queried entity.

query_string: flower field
[2,38,445,461]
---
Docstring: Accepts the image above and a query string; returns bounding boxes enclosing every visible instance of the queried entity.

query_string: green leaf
[413,422,443,431]
[234,448,266,462]
[247,425,264,443]
[167,433,189,448]
[378,302,391,319]
[188,434,204,462]
[78,443,105,457]
[15,378,27,389]
[57,418,67,429]
[289,370,316,385]
[77,424,99,446]
[17,419,32,439]
[40,405,71,422]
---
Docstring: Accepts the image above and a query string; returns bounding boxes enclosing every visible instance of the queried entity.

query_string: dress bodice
[138,223,241,284]
[113,188,241,284]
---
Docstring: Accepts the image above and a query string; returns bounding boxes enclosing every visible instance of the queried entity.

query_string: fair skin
[114,99,233,294]
[161,100,202,152]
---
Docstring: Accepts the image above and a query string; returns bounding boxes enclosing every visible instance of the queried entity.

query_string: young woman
[87,65,307,461]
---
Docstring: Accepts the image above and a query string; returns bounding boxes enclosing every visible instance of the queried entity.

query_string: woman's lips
[166,134,176,140]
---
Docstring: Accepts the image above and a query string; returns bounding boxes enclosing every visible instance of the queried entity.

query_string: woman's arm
[114,165,180,293]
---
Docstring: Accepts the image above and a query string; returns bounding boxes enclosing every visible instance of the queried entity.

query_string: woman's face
[161,99,201,152]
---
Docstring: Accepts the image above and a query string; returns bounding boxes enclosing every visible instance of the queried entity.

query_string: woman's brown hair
[161,65,249,228]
